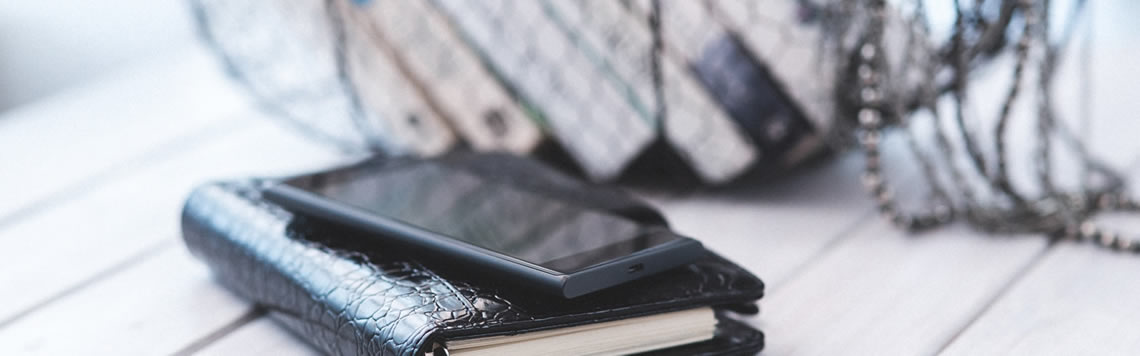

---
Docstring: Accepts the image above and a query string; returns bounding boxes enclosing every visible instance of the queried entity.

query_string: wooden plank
[939,242,1140,355]
[0,45,248,222]
[0,247,252,355]
[753,221,1047,356]
[937,167,1140,355]
[737,126,1062,353]
[193,318,321,356]
[655,153,875,285]
[0,114,354,328]
[655,131,924,286]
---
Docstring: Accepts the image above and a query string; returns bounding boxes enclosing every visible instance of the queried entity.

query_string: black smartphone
[263,158,705,298]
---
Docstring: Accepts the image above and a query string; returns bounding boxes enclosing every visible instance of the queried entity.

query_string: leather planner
[181,154,765,355]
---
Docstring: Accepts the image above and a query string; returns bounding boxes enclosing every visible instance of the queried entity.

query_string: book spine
[540,0,758,183]
[428,0,656,180]
[180,183,455,356]
[641,0,825,168]
[538,0,658,124]
[333,1,457,157]
[351,0,544,154]
[705,0,925,163]
[658,57,760,182]
[706,0,838,137]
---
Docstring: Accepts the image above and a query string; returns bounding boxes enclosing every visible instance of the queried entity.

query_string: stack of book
[199,0,926,183]
[322,0,857,183]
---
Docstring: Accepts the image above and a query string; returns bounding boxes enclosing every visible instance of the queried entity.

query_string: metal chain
[855,0,953,231]
[852,0,1140,253]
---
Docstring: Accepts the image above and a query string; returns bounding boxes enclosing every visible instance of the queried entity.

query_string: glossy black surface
[281,162,679,273]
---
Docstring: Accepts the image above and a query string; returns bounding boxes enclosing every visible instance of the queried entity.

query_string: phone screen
[282,162,680,273]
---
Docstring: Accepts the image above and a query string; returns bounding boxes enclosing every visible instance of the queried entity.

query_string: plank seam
[769,208,878,287]
[171,307,267,356]
[934,153,1140,354]
[0,114,257,232]
[0,239,175,330]
[933,241,1055,355]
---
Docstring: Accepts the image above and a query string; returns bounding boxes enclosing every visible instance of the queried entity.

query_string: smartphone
[263,158,705,298]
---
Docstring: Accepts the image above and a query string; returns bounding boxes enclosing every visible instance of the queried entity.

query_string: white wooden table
[2,4,1139,354]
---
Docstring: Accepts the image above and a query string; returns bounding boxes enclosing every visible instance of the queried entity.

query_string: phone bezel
[263,174,704,298]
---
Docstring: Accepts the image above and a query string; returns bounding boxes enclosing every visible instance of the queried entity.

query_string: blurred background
[0,1,195,112]
[4,0,1138,177]
[3,1,1140,355]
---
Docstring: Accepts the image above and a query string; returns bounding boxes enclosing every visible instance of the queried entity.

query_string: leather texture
[182,154,765,355]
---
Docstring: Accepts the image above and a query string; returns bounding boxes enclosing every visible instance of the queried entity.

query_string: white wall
[0,0,196,112]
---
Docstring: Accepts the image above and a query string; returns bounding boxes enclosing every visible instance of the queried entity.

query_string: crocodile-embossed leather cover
[181,154,765,355]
